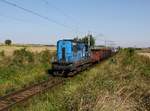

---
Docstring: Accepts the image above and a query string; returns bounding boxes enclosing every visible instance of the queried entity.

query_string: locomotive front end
[52,39,89,76]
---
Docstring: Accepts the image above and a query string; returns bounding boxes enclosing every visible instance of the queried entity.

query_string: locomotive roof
[60,39,85,44]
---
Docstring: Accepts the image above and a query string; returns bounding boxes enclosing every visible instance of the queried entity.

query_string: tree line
[74,34,95,47]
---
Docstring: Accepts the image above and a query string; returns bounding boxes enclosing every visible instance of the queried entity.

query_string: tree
[5,39,12,45]
[74,34,95,47]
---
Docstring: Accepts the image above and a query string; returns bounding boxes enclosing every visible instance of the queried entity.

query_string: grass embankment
[12,49,150,111]
[0,48,54,96]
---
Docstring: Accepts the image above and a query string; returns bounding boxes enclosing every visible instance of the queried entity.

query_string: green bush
[12,48,34,65]
[124,48,135,57]
[39,50,50,63]
[39,50,55,64]
[117,48,136,66]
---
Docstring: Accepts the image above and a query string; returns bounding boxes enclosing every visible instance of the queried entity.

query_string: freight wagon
[90,48,112,63]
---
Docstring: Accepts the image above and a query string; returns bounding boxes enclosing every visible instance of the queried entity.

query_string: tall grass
[0,50,5,57]
[0,48,54,96]
[11,49,150,111]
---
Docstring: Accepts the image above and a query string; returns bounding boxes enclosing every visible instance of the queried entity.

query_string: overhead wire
[40,0,83,36]
[0,0,78,32]
[41,0,79,24]
[94,33,117,47]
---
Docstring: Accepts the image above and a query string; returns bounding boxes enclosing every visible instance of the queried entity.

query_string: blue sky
[0,0,150,47]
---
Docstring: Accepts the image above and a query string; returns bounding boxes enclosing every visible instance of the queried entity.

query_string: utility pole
[87,31,91,47]
[105,40,107,47]
[88,34,91,47]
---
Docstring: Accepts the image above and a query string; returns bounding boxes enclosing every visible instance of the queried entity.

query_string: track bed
[0,77,63,111]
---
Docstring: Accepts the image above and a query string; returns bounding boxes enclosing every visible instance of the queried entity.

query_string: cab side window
[72,43,77,53]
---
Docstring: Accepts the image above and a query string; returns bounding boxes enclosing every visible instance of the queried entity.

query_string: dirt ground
[0,45,56,56]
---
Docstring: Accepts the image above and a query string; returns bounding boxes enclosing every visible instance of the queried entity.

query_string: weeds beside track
[0,76,64,111]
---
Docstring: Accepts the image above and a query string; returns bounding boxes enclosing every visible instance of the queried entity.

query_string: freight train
[52,39,112,77]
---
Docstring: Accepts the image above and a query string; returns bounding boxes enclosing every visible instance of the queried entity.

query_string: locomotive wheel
[63,71,68,78]
[52,71,57,77]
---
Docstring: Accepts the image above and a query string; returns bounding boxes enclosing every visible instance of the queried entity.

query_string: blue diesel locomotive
[52,39,112,77]
[52,39,91,76]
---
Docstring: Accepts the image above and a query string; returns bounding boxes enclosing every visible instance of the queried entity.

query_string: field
[137,48,150,58]
[0,45,56,56]
[0,48,150,111]
[139,53,150,58]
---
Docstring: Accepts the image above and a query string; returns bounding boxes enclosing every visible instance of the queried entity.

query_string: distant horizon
[0,40,149,48]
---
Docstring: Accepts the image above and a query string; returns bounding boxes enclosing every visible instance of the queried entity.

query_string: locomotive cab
[52,39,89,76]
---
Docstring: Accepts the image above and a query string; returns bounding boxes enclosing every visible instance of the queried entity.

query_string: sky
[0,0,150,47]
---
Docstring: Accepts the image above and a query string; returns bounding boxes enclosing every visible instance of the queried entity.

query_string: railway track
[0,77,64,111]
